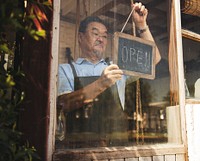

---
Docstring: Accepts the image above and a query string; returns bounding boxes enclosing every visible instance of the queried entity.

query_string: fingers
[108,70,123,80]
[131,2,148,28]
[100,64,123,87]
[106,64,120,70]
[132,2,148,17]
[109,69,123,75]
[141,5,146,14]
[105,64,123,76]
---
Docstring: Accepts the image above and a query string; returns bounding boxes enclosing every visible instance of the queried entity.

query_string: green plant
[0,0,52,160]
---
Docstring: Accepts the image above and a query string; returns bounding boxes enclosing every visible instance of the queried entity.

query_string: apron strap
[69,62,78,78]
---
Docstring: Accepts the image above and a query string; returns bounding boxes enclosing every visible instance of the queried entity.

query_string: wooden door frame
[47,0,60,160]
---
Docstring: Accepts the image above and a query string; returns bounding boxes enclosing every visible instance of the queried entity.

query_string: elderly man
[57,2,161,148]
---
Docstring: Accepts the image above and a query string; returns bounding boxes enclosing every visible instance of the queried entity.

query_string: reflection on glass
[56,109,65,141]
[181,2,200,99]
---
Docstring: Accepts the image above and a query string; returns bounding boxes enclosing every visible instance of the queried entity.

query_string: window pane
[56,0,182,149]
[181,1,200,98]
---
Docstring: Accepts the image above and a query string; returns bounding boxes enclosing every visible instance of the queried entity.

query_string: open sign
[113,32,156,79]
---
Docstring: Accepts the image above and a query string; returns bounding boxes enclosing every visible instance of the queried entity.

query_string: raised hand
[131,2,148,29]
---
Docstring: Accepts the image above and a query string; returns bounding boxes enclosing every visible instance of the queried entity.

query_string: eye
[92,32,99,36]
[102,35,107,39]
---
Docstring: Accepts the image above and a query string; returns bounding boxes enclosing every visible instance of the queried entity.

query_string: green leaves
[29,29,46,40]
[0,129,40,161]
[0,44,13,55]
[0,0,52,41]
[0,0,52,160]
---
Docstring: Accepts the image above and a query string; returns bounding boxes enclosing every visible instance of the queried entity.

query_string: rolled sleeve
[57,64,74,96]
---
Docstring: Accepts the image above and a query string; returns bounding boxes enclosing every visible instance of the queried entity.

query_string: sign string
[120,8,134,33]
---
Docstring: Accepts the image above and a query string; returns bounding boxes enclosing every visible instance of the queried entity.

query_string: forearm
[57,79,107,112]
[58,64,123,112]
[138,27,161,64]
[131,2,161,64]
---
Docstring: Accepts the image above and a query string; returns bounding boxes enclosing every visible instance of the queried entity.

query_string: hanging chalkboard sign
[113,32,156,79]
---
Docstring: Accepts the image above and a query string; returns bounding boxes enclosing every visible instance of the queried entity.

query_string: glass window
[181,0,200,99]
[55,0,182,149]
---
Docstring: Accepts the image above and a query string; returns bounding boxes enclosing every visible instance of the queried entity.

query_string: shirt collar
[75,58,107,65]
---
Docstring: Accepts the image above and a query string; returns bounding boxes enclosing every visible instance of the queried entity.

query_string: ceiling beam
[91,0,121,16]
[61,0,77,16]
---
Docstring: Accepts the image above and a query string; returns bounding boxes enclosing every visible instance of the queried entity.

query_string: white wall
[186,102,200,161]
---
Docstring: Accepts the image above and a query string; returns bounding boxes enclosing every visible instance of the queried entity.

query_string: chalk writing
[113,32,156,79]
[121,46,151,69]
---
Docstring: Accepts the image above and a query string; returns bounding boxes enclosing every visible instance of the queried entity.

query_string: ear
[78,32,83,44]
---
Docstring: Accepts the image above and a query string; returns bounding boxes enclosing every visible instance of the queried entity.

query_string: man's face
[79,22,108,60]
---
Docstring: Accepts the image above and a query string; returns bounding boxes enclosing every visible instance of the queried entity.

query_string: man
[57,2,161,147]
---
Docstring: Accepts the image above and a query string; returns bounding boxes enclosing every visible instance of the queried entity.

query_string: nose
[97,35,103,41]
